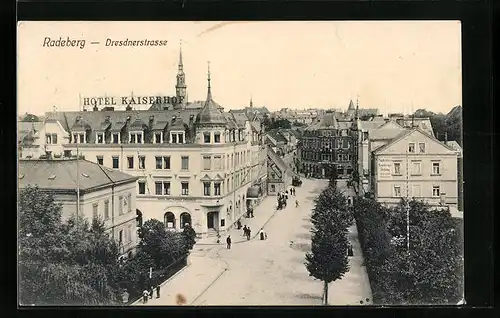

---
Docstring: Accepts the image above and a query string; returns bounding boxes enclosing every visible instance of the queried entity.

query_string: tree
[182,224,197,250]
[305,186,352,305]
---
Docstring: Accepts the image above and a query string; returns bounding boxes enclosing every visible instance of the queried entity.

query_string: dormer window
[96,133,105,144]
[170,131,185,144]
[112,133,120,144]
[154,132,163,144]
[129,132,143,144]
[204,132,211,143]
[189,114,194,121]
[72,133,86,144]
[214,132,221,143]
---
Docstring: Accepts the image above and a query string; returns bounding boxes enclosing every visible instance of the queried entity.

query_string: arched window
[164,212,176,229]
[180,212,191,229]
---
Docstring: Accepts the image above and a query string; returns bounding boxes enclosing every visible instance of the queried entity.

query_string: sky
[17,21,462,116]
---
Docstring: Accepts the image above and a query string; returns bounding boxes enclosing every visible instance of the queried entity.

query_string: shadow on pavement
[294,232,312,241]
[302,224,313,231]
[291,242,311,253]
[275,291,323,302]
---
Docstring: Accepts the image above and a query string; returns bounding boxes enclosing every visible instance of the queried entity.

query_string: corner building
[32,55,267,238]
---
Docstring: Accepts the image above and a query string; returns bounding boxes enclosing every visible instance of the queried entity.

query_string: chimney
[93,105,98,111]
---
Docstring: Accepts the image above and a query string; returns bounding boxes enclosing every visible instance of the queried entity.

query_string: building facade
[18,159,139,257]
[372,128,459,208]
[297,111,357,179]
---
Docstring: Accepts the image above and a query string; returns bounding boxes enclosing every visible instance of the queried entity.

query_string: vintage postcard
[17,21,463,306]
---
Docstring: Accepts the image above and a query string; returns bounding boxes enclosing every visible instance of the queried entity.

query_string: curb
[130,262,191,306]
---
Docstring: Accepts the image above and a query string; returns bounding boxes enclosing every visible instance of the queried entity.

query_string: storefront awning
[247,185,260,198]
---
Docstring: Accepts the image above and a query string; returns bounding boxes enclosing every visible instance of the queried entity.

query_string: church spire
[250,95,253,108]
[178,40,183,71]
[355,95,359,120]
[206,61,212,101]
[175,40,187,108]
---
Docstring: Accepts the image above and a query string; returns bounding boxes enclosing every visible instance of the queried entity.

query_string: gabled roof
[378,120,404,130]
[18,159,138,192]
[373,127,457,154]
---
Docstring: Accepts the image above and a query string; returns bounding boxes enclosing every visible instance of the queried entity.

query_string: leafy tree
[305,186,351,305]
[182,224,197,250]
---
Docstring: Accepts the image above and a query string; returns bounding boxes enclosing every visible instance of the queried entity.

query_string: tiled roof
[18,159,137,192]
[368,128,407,140]
[373,127,456,154]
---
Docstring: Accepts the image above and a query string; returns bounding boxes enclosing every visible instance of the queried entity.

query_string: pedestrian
[156,284,160,298]
[247,227,251,240]
[226,235,232,249]
[142,289,149,304]
[295,200,299,208]
[259,229,265,240]
[237,219,242,229]
[243,225,248,236]
[149,285,154,299]
[250,209,254,218]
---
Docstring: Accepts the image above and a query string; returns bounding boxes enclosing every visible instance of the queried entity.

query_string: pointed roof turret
[348,99,355,110]
[178,40,184,71]
[197,62,226,126]
[250,96,253,108]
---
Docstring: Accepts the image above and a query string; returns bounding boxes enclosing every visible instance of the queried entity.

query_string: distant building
[18,158,139,257]
[371,127,459,209]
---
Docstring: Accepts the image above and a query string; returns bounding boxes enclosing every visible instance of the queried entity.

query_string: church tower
[175,42,187,108]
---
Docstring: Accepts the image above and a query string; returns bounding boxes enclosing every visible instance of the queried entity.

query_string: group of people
[277,187,298,210]
[142,284,161,304]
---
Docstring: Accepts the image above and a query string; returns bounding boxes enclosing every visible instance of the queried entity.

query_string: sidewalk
[131,255,227,306]
[328,224,373,306]
[196,193,282,245]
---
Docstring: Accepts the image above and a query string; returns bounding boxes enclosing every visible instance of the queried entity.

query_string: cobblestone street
[133,178,372,306]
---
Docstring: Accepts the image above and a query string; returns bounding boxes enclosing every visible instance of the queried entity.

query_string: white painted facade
[373,129,458,208]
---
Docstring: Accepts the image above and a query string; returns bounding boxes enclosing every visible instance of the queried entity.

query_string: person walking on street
[226,235,232,249]
[142,289,149,304]
[247,227,252,240]
[243,225,248,237]
[259,229,265,240]
[296,199,299,208]
[156,284,160,298]
[237,219,242,229]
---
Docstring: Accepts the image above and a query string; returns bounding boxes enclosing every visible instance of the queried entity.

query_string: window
[104,200,109,220]
[112,156,119,169]
[138,156,146,169]
[97,133,104,144]
[137,134,142,144]
[138,181,146,195]
[408,142,415,153]
[393,186,401,197]
[155,181,171,195]
[412,185,421,197]
[418,142,426,153]
[214,156,222,170]
[46,134,51,144]
[97,156,103,165]
[178,133,184,144]
[129,133,142,144]
[432,162,441,175]
[130,134,136,143]
[156,156,171,169]
[155,182,162,195]
[204,132,211,143]
[181,182,189,195]
[214,182,221,196]
[164,212,175,229]
[432,185,441,197]
[118,230,123,246]
[163,182,171,195]
[411,161,422,175]
[203,182,211,196]
[171,133,177,144]
[118,196,123,215]
[154,132,162,144]
[93,203,98,219]
[45,133,58,144]
[127,156,134,169]
[342,139,349,149]
[203,156,211,170]
[181,156,189,170]
[112,133,119,144]
[214,133,221,143]
[127,194,132,212]
[79,134,85,144]
[393,162,401,175]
